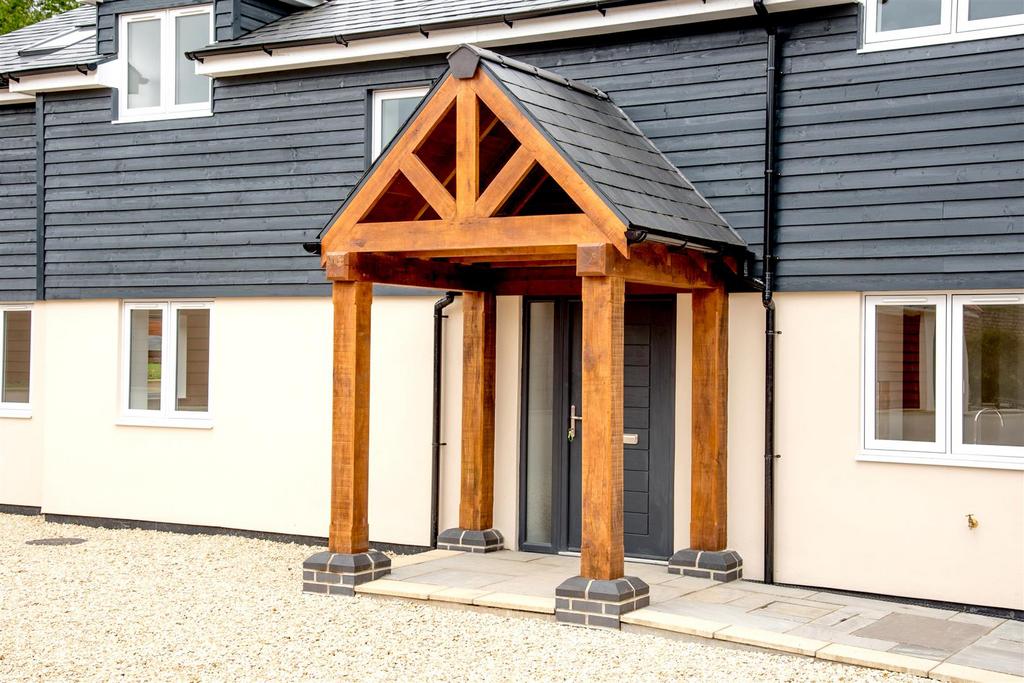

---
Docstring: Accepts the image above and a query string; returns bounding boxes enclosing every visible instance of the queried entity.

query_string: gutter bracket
[334,34,348,46]
[419,26,430,38]
[261,46,273,56]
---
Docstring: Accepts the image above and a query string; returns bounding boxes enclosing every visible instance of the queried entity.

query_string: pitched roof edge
[448,44,608,101]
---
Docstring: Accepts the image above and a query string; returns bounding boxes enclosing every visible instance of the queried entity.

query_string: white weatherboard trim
[194,0,849,78]
[0,89,36,105]
[8,69,104,94]
[0,303,33,419]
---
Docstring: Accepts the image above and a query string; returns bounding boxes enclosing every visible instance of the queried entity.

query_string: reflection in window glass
[127,19,161,109]
[878,0,943,30]
[175,13,209,105]
[961,304,1024,447]
[875,304,937,442]
[2,310,31,404]
[525,302,555,545]
[379,96,421,152]
[129,309,162,410]
[969,0,1024,19]
[176,308,210,412]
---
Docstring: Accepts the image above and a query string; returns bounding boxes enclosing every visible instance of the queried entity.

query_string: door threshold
[557,551,668,566]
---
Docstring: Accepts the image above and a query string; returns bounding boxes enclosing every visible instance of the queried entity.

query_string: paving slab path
[1,513,921,682]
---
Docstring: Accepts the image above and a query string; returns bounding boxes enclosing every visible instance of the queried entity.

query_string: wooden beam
[474,145,535,218]
[576,242,716,290]
[325,252,490,291]
[329,281,372,554]
[471,74,628,255]
[456,81,479,219]
[579,275,625,581]
[401,155,455,220]
[690,286,729,551]
[460,291,497,530]
[336,214,605,255]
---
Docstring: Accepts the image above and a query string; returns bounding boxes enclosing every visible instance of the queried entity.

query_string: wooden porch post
[328,280,373,554]
[459,290,497,530]
[580,275,625,581]
[690,286,729,551]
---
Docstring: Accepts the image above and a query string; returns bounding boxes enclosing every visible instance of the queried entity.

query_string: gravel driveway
[0,514,922,682]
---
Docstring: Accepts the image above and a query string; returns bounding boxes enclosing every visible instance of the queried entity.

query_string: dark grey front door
[565,299,676,560]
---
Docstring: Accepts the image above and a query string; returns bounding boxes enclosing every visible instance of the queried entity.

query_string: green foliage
[0,0,81,36]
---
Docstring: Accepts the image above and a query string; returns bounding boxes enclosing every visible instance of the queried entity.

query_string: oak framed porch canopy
[308,44,754,607]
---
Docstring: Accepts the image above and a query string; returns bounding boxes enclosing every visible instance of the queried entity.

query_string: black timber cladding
[32,5,1024,298]
[0,103,37,301]
[214,0,295,43]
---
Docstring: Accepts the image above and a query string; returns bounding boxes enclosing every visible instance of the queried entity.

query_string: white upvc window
[118,6,212,122]
[120,301,213,428]
[861,292,1024,469]
[0,304,32,418]
[370,86,429,160]
[862,0,1024,50]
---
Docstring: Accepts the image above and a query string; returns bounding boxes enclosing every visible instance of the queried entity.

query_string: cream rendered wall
[34,296,449,546]
[727,292,1024,609]
[0,303,45,508]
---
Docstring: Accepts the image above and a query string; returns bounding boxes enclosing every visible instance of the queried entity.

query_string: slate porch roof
[0,7,100,82]
[328,45,746,252]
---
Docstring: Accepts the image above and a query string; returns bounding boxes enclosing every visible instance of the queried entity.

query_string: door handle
[567,404,582,441]
[623,433,638,445]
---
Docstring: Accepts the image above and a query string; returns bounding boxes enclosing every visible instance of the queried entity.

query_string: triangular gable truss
[322,69,629,259]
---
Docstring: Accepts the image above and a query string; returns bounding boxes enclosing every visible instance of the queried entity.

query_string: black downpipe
[754,0,781,585]
[430,292,459,548]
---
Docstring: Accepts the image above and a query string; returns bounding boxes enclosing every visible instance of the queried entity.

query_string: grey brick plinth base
[554,575,650,629]
[668,549,743,582]
[302,549,391,596]
[436,527,504,553]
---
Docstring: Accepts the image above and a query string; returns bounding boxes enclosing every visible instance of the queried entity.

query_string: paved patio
[357,549,1024,683]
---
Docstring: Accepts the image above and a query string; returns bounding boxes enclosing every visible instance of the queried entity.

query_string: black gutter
[430,291,459,548]
[188,0,658,60]
[754,0,781,585]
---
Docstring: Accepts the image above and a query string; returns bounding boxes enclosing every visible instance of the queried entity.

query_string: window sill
[859,22,1024,52]
[0,407,32,419]
[116,416,213,430]
[114,109,213,125]
[858,450,1024,471]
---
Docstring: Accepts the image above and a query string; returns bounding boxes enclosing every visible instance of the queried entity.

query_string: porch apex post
[580,274,625,581]
[438,290,504,553]
[690,285,729,552]
[329,280,372,555]
[304,280,390,597]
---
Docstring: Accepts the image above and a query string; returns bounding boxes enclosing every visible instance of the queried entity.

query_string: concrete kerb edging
[352,576,1023,683]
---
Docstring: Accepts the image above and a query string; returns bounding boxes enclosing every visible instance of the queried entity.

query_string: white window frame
[860,292,1024,470]
[957,0,1024,31]
[117,6,213,123]
[119,300,213,429]
[951,293,1024,460]
[863,295,948,454]
[0,303,32,419]
[370,86,429,160]
[861,0,1024,51]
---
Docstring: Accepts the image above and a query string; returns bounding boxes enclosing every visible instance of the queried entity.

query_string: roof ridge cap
[458,44,609,100]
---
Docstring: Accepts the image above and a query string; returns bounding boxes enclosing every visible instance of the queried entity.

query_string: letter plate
[623,433,639,445]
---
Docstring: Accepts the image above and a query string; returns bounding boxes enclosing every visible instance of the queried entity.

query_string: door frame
[517,295,676,559]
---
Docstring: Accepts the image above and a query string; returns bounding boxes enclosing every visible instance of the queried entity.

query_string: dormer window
[118,6,212,122]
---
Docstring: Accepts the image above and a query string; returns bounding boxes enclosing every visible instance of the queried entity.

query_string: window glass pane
[874,304,937,442]
[877,0,943,30]
[2,311,31,404]
[968,0,1024,20]
[378,96,421,152]
[127,19,161,109]
[961,304,1024,447]
[175,13,209,105]
[175,308,210,412]
[525,302,555,545]
[129,309,162,410]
